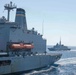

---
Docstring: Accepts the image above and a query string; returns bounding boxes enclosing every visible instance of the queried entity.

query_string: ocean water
[22,49,76,75]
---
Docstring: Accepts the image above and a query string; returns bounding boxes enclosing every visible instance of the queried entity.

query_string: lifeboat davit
[10,43,34,49]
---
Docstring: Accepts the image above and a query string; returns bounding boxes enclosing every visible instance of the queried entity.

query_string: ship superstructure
[0,2,62,74]
[0,2,46,54]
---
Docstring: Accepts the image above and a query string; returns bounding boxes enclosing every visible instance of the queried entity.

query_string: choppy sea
[22,47,76,75]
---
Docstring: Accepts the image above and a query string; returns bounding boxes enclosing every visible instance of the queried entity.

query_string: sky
[0,0,76,46]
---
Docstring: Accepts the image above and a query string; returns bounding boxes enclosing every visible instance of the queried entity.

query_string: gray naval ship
[48,39,71,51]
[0,2,62,75]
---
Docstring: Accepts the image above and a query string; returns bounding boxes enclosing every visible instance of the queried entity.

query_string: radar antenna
[4,1,16,21]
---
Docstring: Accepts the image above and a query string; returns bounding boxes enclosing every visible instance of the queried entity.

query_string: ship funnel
[15,8,27,30]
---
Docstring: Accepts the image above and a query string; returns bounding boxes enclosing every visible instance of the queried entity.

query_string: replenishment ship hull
[0,2,62,75]
[0,53,61,74]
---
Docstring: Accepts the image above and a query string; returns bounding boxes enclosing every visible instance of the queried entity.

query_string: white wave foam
[24,66,54,75]
[56,57,76,65]
[57,67,65,73]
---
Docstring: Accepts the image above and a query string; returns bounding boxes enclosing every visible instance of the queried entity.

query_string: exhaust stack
[15,8,27,30]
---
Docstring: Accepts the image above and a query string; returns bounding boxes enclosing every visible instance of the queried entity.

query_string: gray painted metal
[0,54,61,74]
[0,2,62,75]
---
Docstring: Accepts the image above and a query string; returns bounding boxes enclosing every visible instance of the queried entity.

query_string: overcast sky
[0,0,76,46]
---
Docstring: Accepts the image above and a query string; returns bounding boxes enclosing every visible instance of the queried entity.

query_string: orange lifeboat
[24,44,34,49]
[10,43,34,49]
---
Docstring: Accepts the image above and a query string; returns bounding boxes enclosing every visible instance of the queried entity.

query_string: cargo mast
[4,2,16,21]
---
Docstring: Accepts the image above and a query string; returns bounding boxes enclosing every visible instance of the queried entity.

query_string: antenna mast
[59,37,61,45]
[4,2,16,21]
[42,20,44,36]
